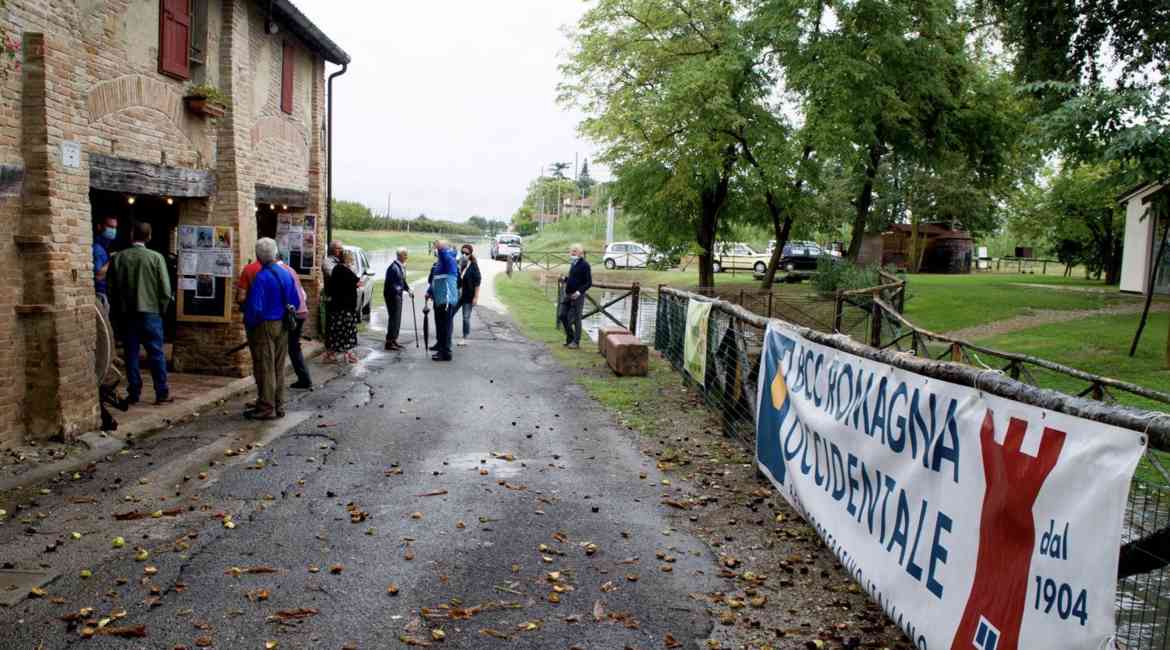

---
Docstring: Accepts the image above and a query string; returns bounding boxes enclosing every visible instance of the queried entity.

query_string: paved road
[0,301,721,648]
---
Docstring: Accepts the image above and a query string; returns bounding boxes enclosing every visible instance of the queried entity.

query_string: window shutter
[159,0,191,79]
[281,42,294,114]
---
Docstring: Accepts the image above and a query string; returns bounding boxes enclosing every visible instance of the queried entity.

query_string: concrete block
[598,326,630,356]
[605,334,648,377]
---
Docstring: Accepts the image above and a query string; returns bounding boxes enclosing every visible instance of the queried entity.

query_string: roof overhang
[1117,181,1167,205]
[269,0,351,65]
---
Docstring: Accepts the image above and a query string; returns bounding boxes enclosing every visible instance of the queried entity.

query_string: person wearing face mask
[92,216,119,303]
[455,244,481,346]
[559,243,592,349]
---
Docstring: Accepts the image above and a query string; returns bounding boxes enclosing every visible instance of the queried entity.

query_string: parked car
[779,242,837,282]
[602,241,654,269]
[713,242,770,274]
[343,245,376,321]
[490,234,523,261]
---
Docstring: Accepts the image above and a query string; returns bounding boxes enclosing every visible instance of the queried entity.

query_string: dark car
[778,243,827,281]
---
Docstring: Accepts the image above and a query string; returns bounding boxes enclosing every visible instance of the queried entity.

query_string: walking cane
[410,292,420,348]
[422,298,431,354]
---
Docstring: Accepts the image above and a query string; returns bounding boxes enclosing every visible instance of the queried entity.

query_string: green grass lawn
[979,311,1169,413]
[520,215,630,254]
[495,270,681,434]
[334,229,489,256]
[902,273,1143,333]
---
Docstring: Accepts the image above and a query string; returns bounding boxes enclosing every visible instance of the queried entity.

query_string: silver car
[343,245,376,322]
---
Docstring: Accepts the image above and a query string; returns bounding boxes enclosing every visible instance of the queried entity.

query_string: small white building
[1119,183,1169,295]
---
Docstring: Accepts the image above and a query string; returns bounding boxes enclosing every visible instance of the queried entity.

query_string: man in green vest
[107,221,173,405]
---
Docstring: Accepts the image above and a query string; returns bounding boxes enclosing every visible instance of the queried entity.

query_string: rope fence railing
[653,284,1170,650]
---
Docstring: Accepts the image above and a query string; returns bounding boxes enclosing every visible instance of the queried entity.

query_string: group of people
[93,216,571,421]
[381,239,482,361]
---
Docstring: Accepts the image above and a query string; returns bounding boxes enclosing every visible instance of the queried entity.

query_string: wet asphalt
[0,301,720,649]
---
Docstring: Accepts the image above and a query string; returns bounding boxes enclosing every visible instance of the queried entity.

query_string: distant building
[561,196,594,217]
[1119,183,1169,295]
[859,223,974,274]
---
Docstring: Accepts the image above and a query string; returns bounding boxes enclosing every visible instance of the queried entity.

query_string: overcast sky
[294,0,604,222]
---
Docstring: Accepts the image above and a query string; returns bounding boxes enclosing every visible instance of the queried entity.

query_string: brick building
[0,0,349,446]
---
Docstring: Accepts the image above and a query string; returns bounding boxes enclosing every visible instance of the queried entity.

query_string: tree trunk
[695,145,738,290]
[760,145,813,290]
[846,142,884,261]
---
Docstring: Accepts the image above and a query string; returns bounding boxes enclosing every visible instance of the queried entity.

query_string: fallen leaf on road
[29,587,46,598]
[416,490,448,497]
[114,508,182,521]
[225,566,278,577]
[492,452,516,461]
[265,641,278,649]
[481,629,511,640]
[195,635,213,647]
[662,500,689,510]
[387,584,400,596]
[592,600,605,621]
[94,625,147,638]
[330,565,344,574]
[398,635,431,647]
[267,608,319,622]
[664,633,682,648]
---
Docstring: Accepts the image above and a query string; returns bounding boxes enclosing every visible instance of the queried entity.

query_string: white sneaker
[457,339,468,347]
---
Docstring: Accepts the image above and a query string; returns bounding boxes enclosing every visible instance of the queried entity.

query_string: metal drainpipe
[326,62,348,245]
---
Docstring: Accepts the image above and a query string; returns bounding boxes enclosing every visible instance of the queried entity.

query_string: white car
[491,234,523,261]
[602,241,653,269]
[343,245,376,322]
[713,242,770,274]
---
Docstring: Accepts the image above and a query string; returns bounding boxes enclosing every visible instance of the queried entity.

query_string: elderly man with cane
[241,237,301,420]
[383,247,413,351]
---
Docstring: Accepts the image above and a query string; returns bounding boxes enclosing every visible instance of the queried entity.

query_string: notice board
[276,213,317,276]
[176,225,235,323]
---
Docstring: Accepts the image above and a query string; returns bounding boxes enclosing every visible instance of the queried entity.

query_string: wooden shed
[878,223,973,274]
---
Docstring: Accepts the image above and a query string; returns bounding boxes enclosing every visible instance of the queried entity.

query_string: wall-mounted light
[270,204,276,210]
[126,196,136,205]
[165,197,174,205]
[281,204,288,210]
[266,19,279,35]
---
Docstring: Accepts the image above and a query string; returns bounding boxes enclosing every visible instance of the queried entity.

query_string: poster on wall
[298,214,319,276]
[754,321,1144,650]
[176,223,236,323]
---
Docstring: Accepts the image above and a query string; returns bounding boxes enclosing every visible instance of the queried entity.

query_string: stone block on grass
[598,326,631,355]
[605,334,648,377]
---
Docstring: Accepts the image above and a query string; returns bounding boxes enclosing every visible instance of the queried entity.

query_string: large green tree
[561,0,751,288]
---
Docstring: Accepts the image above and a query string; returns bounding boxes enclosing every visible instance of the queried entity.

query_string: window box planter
[183,96,226,118]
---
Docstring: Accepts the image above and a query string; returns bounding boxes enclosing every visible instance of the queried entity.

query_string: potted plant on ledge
[183,84,228,118]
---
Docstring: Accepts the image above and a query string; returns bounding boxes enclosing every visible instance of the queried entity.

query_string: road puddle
[443,453,525,478]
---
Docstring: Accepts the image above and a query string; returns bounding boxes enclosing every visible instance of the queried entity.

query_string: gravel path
[944,302,1170,341]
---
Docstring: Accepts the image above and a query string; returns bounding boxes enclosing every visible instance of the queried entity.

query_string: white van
[490,234,522,261]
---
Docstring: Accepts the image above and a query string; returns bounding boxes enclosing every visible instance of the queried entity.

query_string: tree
[562,0,752,288]
[512,206,537,236]
[770,0,1013,261]
[468,215,489,233]
[577,159,595,197]
[549,162,571,180]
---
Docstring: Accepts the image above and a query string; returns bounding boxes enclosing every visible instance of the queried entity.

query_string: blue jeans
[123,312,168,401]
[459,301,474,338]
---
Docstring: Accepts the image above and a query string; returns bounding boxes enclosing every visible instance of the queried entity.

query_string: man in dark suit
[383,247,412,351]
[559,243,592,349]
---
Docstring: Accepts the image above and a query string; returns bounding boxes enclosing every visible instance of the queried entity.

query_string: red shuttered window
[281,42,294,114]
[159,0,191,79]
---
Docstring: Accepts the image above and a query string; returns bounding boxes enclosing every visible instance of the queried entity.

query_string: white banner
[684,299,712,384]
[754,322,1143,650]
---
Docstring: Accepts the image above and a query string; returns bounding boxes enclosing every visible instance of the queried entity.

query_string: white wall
[1119,184,1164,293]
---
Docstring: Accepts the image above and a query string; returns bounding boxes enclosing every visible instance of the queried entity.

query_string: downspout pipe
[326,62,348,245]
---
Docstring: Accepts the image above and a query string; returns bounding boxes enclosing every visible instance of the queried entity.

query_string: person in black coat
[383,247,413,351]
[325,250,360,363]
[559,243,592,349]
[456,244,482,346]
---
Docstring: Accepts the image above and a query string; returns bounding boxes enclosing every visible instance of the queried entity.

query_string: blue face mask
[102,227,117,241]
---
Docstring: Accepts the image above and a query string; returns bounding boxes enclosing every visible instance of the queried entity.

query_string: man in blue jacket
[559,243,592,349]
[243,237,301,420]
[426,240,459,361]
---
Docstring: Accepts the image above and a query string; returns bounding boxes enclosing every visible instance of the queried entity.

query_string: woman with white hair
[324,248,360,363]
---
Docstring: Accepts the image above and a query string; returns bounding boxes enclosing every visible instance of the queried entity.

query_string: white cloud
[294,0,605,221]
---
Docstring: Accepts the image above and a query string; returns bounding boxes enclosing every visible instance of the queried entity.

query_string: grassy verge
[335,229,488,256]
[902,273,1143,333]
[495,271,680,434]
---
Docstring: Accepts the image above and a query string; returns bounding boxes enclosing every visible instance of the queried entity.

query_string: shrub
[810,257,881,296]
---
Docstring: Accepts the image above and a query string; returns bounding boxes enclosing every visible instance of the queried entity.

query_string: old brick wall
[0,0,334,443]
